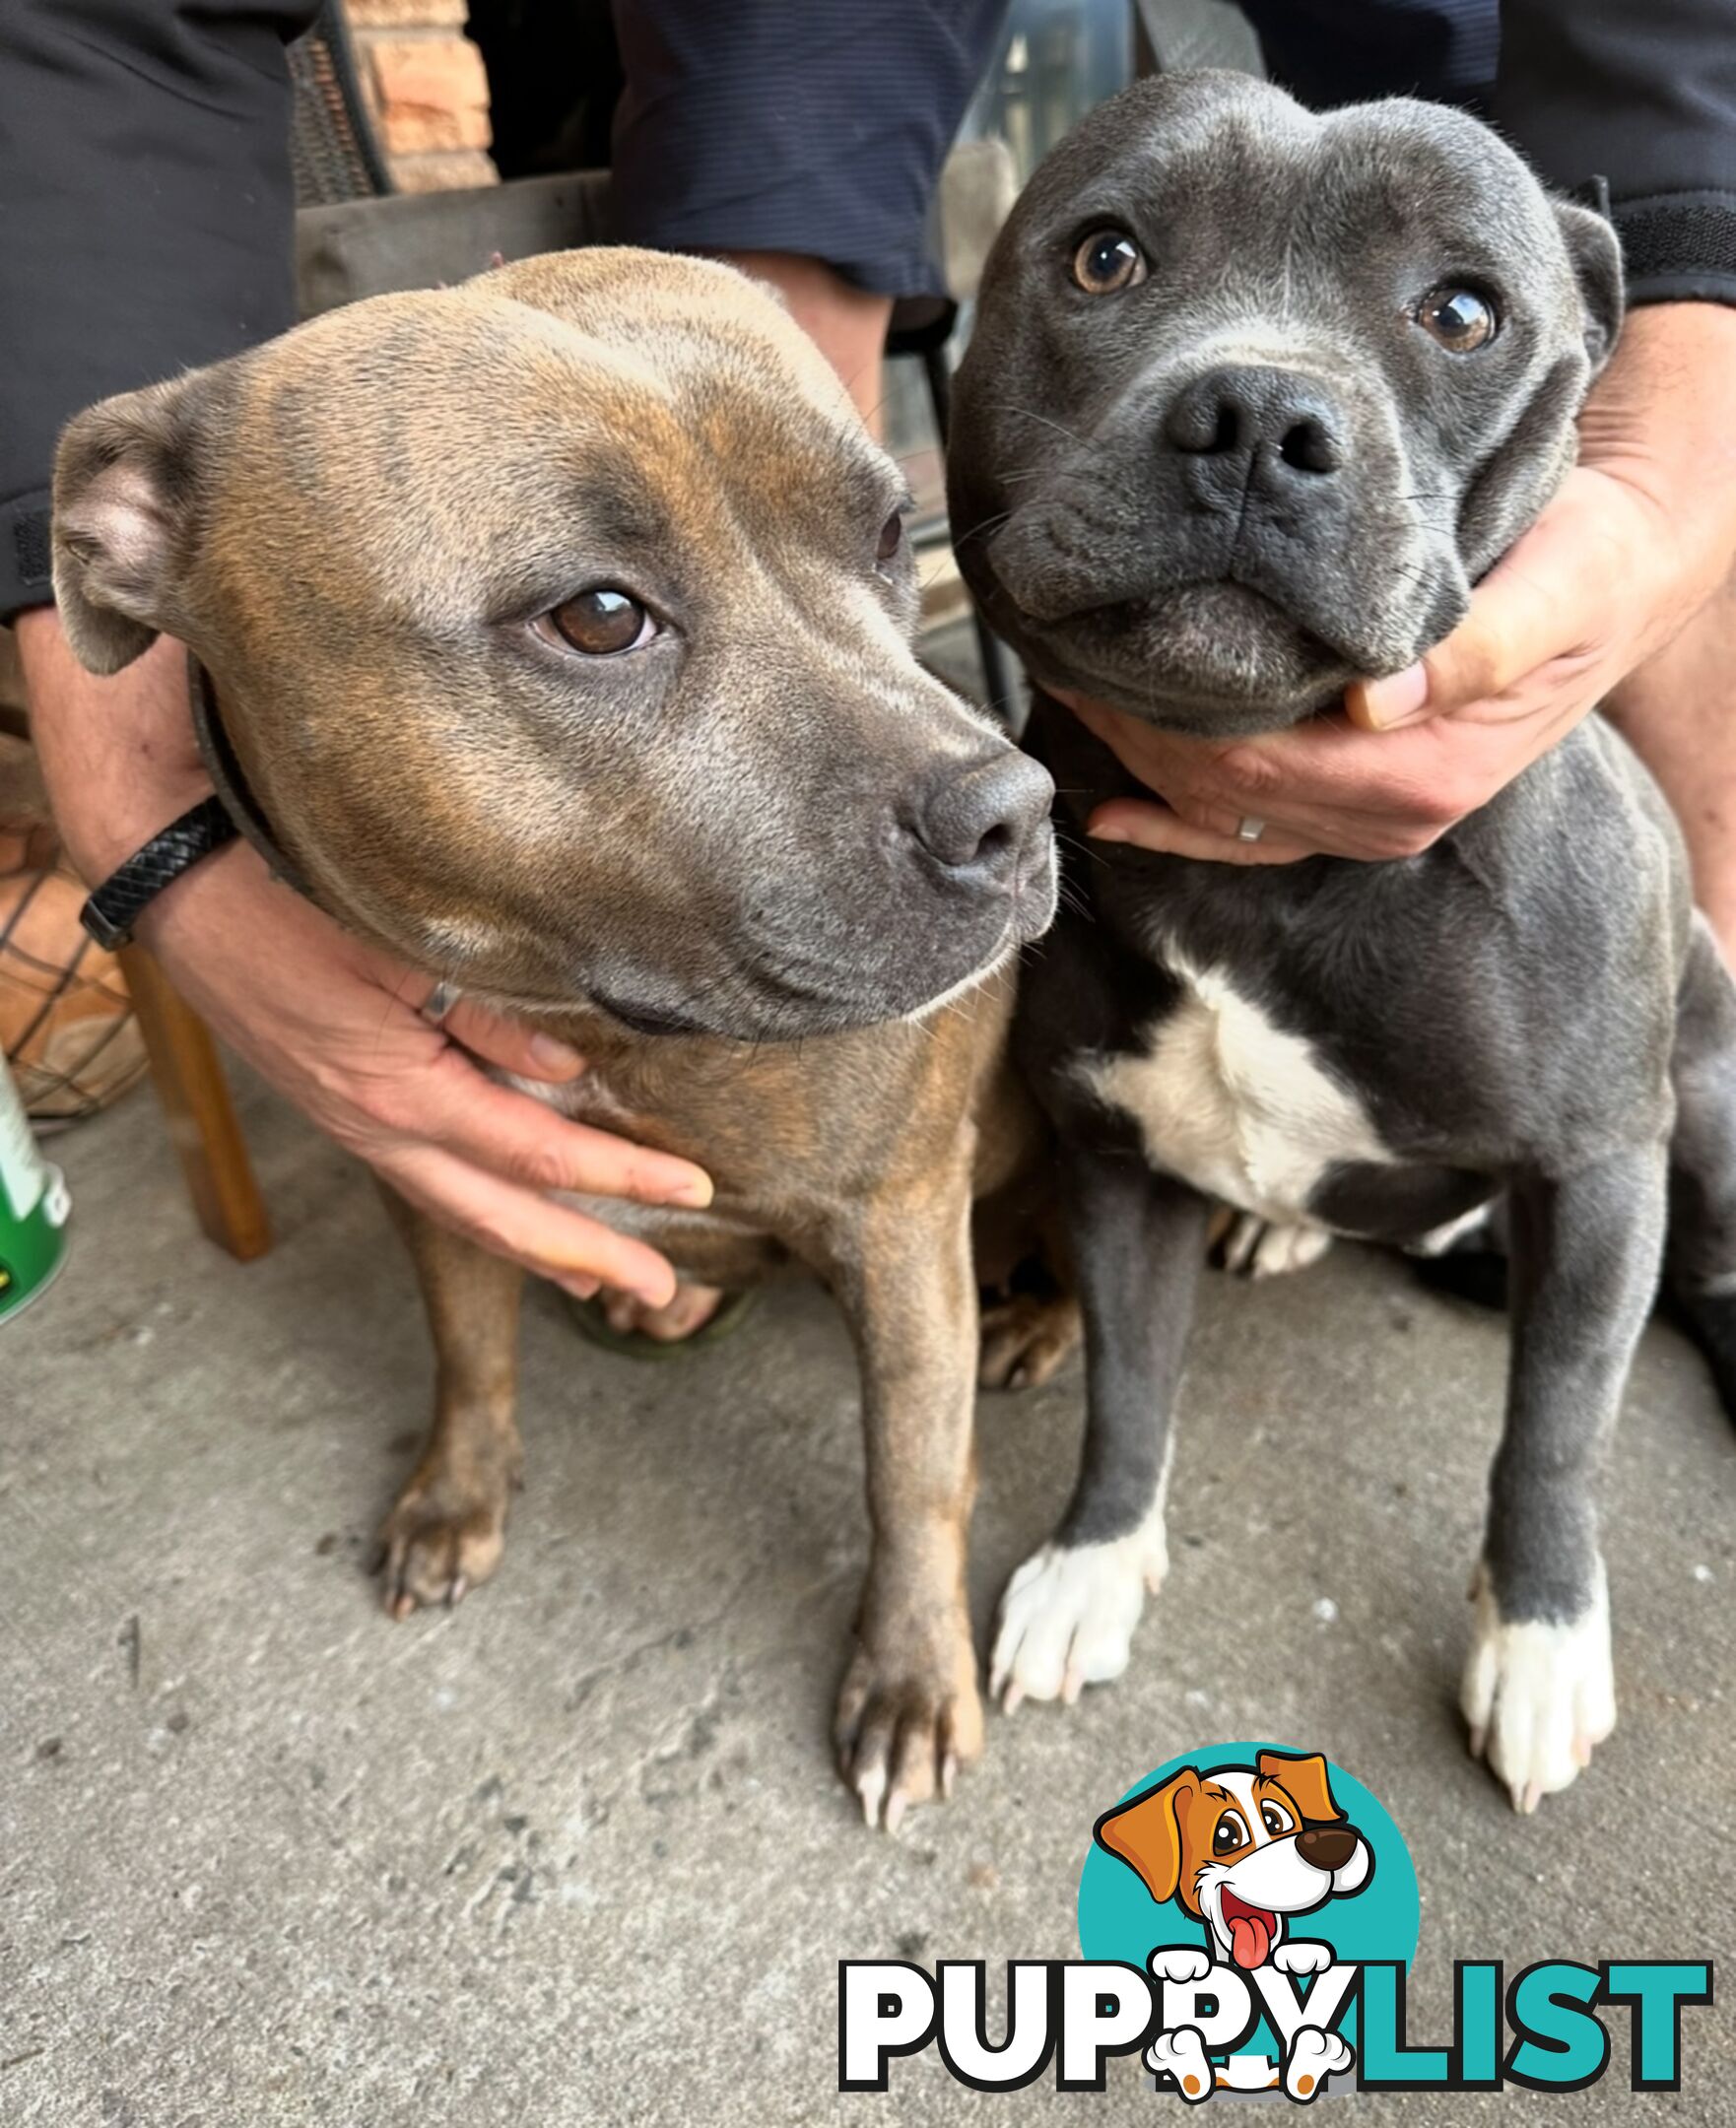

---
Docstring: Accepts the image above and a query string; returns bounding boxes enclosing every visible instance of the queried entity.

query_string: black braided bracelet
[80,795,239,951]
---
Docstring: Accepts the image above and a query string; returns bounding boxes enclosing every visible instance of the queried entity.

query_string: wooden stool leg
[118,946,271,1261]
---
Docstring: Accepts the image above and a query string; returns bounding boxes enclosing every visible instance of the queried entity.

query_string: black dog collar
[185,655,312,899]
[80,655,314,949]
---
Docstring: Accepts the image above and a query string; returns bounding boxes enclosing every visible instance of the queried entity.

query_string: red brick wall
[342,0,498,193]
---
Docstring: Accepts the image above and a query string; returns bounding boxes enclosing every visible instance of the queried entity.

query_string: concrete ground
[6,1064,1735,2126]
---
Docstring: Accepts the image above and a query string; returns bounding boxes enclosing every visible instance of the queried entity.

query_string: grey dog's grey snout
[1165,365,1347,491]
[902,748,1053,889]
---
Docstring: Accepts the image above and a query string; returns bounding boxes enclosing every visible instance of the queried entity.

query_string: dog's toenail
[857,1766,886,1828]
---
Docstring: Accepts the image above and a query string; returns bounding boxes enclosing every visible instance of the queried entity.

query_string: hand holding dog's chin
[1073,302,1736,867]
[19,612,708,1303]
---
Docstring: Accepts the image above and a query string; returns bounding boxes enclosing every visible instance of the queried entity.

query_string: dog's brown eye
[877,512,903,564]
[1212,1810,1249,1854]
[1261,1802,1292,1836]
[1416,285,1498,353]
[1072,229,1147,297]
[543,587,654,656]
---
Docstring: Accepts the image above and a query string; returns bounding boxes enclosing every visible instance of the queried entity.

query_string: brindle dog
[51,250,1062,1829]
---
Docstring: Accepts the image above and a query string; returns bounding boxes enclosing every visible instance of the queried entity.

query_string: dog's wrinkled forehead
[210,251,890,624]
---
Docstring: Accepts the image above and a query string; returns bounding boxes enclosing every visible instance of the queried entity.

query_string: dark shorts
[608,0,1011,299]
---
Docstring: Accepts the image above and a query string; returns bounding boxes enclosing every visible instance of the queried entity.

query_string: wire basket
[0,831,149,1127]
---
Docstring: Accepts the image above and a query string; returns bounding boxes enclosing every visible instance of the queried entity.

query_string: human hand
[1067,303,1736,865]
[137,849,712,1302]
[18,612,711,1301]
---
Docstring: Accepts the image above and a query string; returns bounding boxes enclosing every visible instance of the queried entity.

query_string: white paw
[1221,1215,1334,1280]
[1284,2026,1352,2101]
[1150,1947,1212,1985]
[1461,1563,1615,1812]
[1146,2028,1214,2102]
[1272,1941,1333,1977]
[990,1519,1166,1710]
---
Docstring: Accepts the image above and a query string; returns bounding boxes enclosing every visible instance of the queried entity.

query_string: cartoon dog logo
[1096,1750,1372,2101]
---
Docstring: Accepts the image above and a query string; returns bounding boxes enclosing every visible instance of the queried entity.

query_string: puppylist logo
[1089,1746,1378,2099]
[839,1742,1712,2100]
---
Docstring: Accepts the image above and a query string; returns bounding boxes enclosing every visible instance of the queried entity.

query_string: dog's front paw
[1146,2028,1214,2102]
[835,1622,982,1834]
[1150,1947,1212,1985]
[377,1454,515,1619]
[989,1522,1165,1711]
[1284,2026,1352,2101]
[1461,1563,1616,1812]
[977,1291,1082,1391]
[1272,1941,1333,1977]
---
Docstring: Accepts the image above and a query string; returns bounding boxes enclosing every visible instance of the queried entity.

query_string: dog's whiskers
[999,402,1102,454]
[951,510,1013,552]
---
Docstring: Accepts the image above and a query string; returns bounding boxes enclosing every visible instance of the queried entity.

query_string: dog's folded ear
[1553,199,1624,373]
[51,361,235,677]
[1258,1750,1344,1825]
[1095,1767,1201,1904]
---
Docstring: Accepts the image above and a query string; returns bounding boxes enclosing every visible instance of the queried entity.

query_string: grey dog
[949,72,1736,1811]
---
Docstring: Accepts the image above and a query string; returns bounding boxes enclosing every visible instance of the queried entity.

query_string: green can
[0,1050,69,1325]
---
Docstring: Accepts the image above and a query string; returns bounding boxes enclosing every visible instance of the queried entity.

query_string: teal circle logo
[1078,1741,1419,2096]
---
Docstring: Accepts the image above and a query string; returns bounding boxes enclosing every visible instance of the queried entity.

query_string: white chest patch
[1080,949,1390,1225]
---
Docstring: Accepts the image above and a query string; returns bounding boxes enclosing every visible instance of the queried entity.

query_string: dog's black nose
[1297,1823,1359,1872]
[1164,366,1345,479]
[904,749,1052,885]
